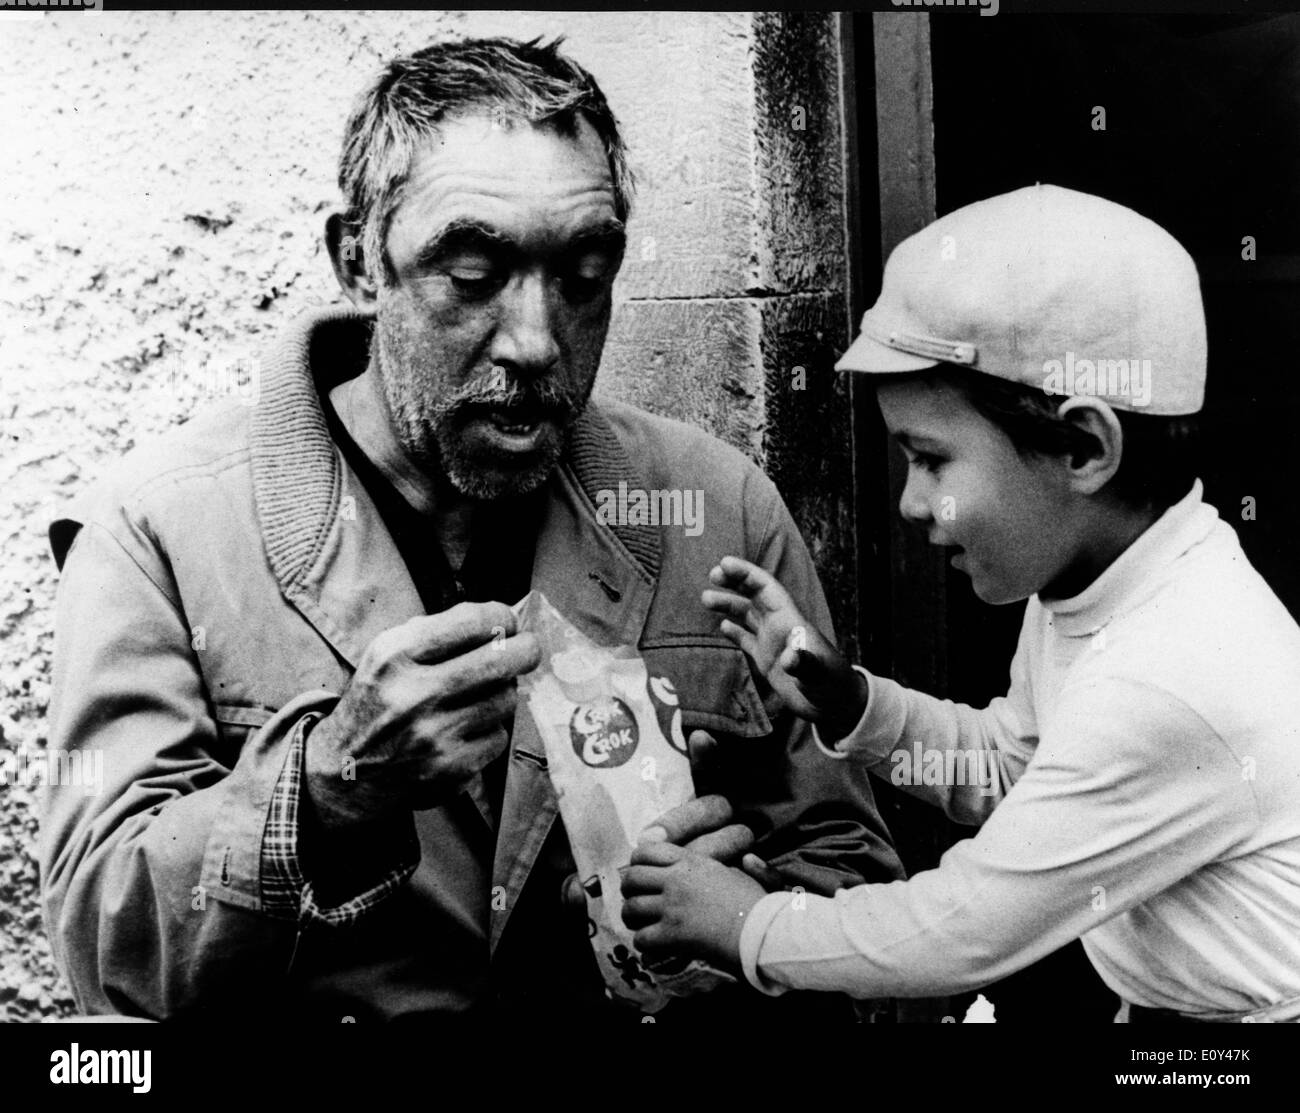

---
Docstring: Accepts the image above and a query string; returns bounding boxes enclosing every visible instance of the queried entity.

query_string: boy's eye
[905,450,945,475]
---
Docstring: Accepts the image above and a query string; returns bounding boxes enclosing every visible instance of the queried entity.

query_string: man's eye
[560,265,613,303]
[448,271,505,298]
[562,273,606,302]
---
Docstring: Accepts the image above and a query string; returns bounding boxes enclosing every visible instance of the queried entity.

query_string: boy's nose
[898,472,932,526]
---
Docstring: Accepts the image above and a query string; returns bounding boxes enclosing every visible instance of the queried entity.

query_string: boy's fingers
[713,555,767,581]
[708,555,754,585]
[621,895,664,929]
[717,619,758,660]
[708,557,771,600]
[630,840,688,867]
[700,589,757,630]
[621,864,668,896]
[632,924,674,956]
[712,556,795,616]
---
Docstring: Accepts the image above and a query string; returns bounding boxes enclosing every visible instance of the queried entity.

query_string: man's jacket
[41,307,903,1019]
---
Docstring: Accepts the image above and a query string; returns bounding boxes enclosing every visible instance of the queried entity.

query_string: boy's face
[875,376,1078,605]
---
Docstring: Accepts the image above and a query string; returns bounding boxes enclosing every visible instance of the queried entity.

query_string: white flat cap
[837,184,1207,415]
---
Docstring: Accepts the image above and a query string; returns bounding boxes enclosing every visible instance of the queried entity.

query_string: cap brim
[835,331,942,374]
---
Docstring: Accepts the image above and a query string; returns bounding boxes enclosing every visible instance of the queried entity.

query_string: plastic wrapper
[512,590,734,1012]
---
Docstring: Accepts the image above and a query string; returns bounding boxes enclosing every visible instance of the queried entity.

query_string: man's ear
[1056,396,1123,495]
[325,212,379,314]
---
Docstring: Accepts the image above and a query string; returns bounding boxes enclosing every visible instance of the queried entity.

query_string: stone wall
[0,8,854,1015]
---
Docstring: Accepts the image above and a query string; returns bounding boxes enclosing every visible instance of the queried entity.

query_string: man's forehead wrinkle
[383,115,619,269]
[398,118,615,200]
[398,183,620,257]
[405,167,615,208]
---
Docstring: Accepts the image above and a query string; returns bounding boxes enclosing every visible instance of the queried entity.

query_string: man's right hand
[304,601,541,831]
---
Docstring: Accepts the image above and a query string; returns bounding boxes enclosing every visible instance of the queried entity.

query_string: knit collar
[1039,479,1218,638]
[250,305,661,591]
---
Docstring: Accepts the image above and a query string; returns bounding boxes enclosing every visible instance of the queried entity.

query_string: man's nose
[897,469,932,526]
[490,273,560,376]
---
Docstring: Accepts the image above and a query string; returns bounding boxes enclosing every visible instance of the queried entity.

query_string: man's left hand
[636,791,755,859]
[620,841,768,975]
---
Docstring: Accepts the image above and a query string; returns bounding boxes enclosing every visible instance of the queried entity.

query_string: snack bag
[512,590,734,1013]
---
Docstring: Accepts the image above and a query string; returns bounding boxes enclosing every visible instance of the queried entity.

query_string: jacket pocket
[638,638,772,740]
[212,703,276,765]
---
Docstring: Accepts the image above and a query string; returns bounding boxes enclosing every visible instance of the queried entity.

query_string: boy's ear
[1056,396,1123,495]
[325,213,379,314]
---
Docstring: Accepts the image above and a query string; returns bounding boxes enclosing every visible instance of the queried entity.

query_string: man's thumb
[686,729,725,792]
[687,728,719,765]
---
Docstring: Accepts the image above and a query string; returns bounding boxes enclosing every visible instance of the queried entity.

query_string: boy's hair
[918,363,1201,512]
[338,35,634,282]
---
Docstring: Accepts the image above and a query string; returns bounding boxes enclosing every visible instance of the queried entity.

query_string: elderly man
[41,36,902,1021]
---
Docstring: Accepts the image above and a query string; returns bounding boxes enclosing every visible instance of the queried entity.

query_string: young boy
[620,185,1300,1022]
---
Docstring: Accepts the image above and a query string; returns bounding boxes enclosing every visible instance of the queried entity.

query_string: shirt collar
[1039,479,1218,638]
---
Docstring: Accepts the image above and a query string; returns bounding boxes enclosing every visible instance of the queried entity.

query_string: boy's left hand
[620,840,769,975]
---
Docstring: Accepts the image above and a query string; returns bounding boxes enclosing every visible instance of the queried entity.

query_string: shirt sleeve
[739,677,1255,999]
[811,616,1041,827]
[261,713,420,927]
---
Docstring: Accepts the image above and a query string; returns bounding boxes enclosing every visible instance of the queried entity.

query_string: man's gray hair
[338,35,635,281]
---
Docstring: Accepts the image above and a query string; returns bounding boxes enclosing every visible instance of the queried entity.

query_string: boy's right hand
[702,556,869,741]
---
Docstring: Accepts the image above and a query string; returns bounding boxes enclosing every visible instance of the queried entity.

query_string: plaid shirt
[260,712,420,927]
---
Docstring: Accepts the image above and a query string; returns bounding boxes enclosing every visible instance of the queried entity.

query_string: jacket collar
[251,305,663,666]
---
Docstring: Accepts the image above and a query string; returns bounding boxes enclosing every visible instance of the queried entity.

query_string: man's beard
[372,305,594,501]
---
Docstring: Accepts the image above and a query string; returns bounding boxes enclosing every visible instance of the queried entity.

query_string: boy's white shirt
[739,481,1300,1019]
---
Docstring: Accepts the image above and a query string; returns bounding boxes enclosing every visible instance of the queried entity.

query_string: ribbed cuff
[810,666,875,758]
[738,890,797,997]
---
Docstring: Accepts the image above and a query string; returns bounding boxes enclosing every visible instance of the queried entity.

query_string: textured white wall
[0,9,851,1015]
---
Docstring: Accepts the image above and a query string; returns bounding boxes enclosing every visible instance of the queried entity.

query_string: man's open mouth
[487,411,541,436]
[461,403,563,454]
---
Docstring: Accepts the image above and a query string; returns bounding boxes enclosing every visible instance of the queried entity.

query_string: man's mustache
[438,369,581,420]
